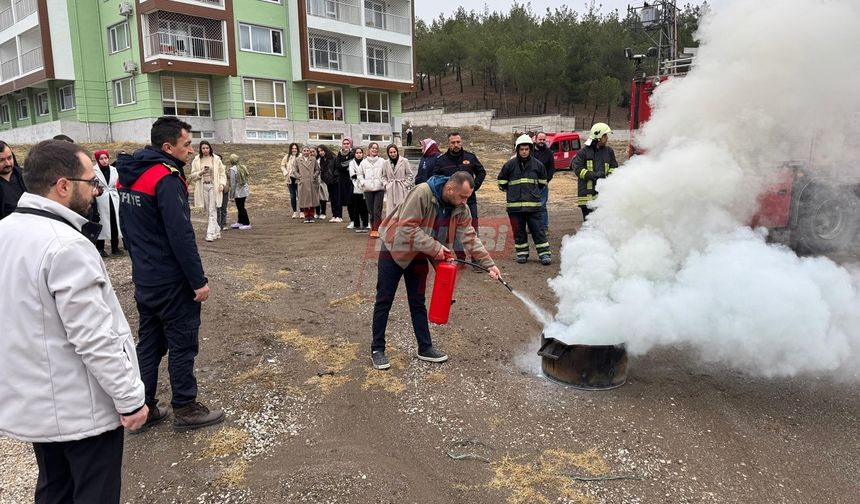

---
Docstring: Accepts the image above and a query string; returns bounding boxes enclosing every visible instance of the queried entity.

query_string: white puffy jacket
[357,155,388,192]
[0,193,145,442]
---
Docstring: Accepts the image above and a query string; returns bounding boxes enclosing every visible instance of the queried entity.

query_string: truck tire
[791,184,860,255]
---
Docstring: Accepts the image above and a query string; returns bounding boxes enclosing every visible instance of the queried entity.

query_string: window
[246,129,288,140]
[359,90,389,123]
[0,103,9,123]
[362,133,391,143]
[367,45,386,76]
[161,76,211,117]
[36,92,49,116]
[108,22,130,53]
[243,78,287,118]
[58,85,75,111]
[114,77,136,106]
[307,86,343,121]
[364,0,385,29]
[191,130,216,139]
[239,24,283,55]
[16,98,29,120]
[308,132,343,142]
[309,36,340,70]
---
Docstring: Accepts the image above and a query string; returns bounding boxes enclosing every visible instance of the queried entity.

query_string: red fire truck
[627,55,860,255]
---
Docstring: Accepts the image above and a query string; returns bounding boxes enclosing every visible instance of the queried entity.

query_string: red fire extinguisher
[429,260,459,324]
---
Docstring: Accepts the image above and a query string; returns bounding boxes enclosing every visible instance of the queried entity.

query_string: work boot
[540,255,552,266]
[173,402,225,432]
[417,346,448,363]
[516,256,528,264]
[128,404,169,435]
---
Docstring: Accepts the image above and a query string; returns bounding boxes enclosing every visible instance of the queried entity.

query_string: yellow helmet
[589,123,612,140]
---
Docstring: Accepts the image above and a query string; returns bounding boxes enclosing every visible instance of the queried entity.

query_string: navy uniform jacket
[432,149,485,205]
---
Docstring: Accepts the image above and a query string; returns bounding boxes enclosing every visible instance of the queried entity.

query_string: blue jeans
[288,181,298,212]
[539,185,549,229]
[371,249,433,354]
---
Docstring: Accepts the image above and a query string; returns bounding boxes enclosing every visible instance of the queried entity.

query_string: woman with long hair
[295,145,321,223]
[356,142,387,238]
[190,140,227,241]
[317,144,339,221]
[280,143,301,218]
[336,138,355,226]
[383,144,415,213]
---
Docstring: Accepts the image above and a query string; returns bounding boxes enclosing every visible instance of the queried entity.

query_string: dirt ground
[1,130,859,504]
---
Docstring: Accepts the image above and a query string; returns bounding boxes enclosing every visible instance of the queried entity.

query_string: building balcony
[19,44,39,73]
[0,56,17,80]
[0,0,36,32]
[13,0,35,20]
[364,8,410,35]
[306,0,360,25]
[138,0,224,8]
[141,11,228,65]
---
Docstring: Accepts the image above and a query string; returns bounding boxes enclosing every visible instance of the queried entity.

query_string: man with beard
[532,132,555,231]
[0,141,26,220]
[432,132,486,264]
[0,140,148,504]
[117,116,223,433]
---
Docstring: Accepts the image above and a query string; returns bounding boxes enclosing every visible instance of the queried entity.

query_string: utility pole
[627,1,679,75]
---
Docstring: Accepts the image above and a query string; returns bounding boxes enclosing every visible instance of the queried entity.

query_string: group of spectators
[188,141,252,242]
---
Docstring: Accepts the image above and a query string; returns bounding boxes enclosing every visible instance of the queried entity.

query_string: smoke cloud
[544,0,860,377]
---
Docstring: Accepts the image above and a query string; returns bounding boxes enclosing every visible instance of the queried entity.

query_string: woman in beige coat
[280,143,301,218]
[190,141,227,241]
[383,144,415,214]
[295,145,321,223]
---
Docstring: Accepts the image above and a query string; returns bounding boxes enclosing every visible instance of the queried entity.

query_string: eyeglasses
[63,176,103,189]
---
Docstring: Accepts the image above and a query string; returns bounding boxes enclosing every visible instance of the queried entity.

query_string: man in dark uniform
[117,116,224,433]
[571,122,618,221]
[532,132,555,231]
[432,132,486,263]
[0,141,26,220]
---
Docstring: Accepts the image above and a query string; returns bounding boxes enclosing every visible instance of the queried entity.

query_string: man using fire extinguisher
[572,122,618,220]
[370,171,502,370]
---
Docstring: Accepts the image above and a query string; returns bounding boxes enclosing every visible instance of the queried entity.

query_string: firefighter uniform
[571,137,618,220]
[498,135,551,264]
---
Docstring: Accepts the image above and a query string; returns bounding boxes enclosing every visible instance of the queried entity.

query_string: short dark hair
[446,171,475,190]
[447,131,461,139]
[151,116,192,148]
[23,140,87,196]
[52,134,74,143]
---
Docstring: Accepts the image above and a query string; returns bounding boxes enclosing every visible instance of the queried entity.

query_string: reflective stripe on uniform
[506,201,543,208]
[508,178,540,185]
[578,169,588,179]
[577,196,593,205]
[515,243,529,249]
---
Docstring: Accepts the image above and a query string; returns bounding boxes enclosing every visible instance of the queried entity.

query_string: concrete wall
[402,108,577,134]
[0,119,111,144]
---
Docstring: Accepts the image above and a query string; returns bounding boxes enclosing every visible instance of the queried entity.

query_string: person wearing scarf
[228,154,251,230]
[336,138,356,226]
[414,138,441,184]
[93,149,123,257]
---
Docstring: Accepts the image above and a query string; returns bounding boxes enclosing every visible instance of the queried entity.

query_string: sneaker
[291,211,299,219]
[330,217,340,223]
[355,228,364,233]
[98,249,109,258]
[128,404,169,435]
[214,233,221,240]
[540,255,552,265]
[205,236,214,242]
[417,346,448,363]
[371,351,391,370]
[318,215,327,220]
[304,219,314,223]
[111,249,125,256]
[230,222,241,229]
[173,401,225,432]
[239,224,252,230]
[346,222,355,229]
[516,256,528,264]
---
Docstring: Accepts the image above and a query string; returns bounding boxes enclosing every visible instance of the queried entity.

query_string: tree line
[414,1,707,121]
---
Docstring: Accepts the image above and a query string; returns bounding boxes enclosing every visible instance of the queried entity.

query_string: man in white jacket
[0,139,148,503]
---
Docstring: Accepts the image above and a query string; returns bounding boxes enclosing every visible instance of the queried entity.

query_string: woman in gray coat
[295,145,321,223]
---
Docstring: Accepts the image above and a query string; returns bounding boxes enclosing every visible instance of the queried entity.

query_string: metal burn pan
[538,334,628,390]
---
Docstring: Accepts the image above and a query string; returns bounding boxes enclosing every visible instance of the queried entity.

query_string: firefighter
[571,122,618,221]
[498,134,551,265]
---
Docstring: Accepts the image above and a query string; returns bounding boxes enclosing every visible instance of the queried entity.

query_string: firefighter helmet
[515,134,533,147]
[589,123,613,140]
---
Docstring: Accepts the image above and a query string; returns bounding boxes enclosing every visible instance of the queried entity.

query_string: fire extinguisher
[428,260,458,324]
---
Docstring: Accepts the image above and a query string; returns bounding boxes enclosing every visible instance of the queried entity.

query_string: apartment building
[0,0,415,144]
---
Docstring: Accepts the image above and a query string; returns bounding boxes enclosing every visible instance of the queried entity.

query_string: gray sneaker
[371,351,390,370]
[417,346,448,363]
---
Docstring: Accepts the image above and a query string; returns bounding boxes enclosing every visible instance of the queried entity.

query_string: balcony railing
[376,59,411,80]
[310,52,362,74]
[20,45,40,73]
[364,10,410,35]
[145,32,225,62]
[0,7,13,31]
[307,0,360,25]
[13,0,36,20]
[1,56,18,81]
[185,0,224,6]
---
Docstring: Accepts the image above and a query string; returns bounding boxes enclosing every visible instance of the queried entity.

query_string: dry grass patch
[362,369,407,394]
[237,290,272,302]
[257,281,289,292]
[426,372,448,383]
[233,364,282,386]
[329,292,373,308]
[215,458,249,488]
[278,329,358,372]
[489,448,609,504]
[305,374,351,395]
[234,263,265,282]
[276,268,291,277]
[201,427,250,459]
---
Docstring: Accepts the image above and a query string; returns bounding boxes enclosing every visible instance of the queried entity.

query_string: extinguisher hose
[450,258,514,293]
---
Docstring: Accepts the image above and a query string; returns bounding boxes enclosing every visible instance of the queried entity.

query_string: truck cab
[546,131,581,170]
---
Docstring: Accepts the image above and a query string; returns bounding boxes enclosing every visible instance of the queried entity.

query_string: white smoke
[544,0,860,377]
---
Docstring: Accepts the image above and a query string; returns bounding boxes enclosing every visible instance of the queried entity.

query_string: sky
[415,0,719,23]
